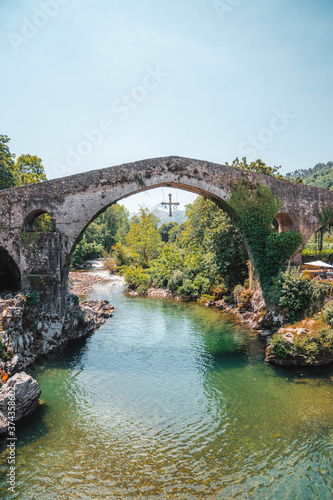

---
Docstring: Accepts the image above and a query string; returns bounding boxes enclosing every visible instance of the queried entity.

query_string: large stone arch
[62,176,244,297]
[67,178,235,255]
[1,155,333,314]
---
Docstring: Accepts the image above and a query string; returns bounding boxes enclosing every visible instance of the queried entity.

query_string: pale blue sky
[1,0,333,211]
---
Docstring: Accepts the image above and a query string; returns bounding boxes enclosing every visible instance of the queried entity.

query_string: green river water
[0,274,333,499]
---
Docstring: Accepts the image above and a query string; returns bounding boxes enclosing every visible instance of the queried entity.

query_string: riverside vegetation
[1,133,333,366]
[69,175,333,366]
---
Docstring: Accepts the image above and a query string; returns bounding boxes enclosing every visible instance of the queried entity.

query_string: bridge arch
[23,209,56,233]
[66,180,238,265]
[0,247,21,293]
[275,212,295,232]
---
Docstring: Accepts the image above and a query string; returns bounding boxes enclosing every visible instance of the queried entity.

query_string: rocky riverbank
[0,272,115,435]
[69,271,106,296]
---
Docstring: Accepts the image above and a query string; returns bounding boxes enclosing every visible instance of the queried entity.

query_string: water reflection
[0,276,332,499]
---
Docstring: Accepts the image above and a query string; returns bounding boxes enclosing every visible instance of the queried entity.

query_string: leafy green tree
[206,210,248,289]
[180,197,248,289]
[13,154,47,186]
[33,213,54,232]
[286,161,333,187]
[125,207,162,267]
[99,204,130,251]
[0,135,15,190]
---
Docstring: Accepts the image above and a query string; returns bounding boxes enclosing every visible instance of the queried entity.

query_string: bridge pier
[19,232,64,315]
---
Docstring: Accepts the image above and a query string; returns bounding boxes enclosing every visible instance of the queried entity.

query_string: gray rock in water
[0,372,41,435]
[0,293,115,369]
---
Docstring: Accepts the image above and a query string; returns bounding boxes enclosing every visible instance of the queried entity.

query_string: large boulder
[0,372,41,435]
[0,293,115,369]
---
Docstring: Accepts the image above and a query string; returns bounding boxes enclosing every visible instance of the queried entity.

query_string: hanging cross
[161,193,180,217]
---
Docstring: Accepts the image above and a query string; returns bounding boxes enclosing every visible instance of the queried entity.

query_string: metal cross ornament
[161,193,180,217]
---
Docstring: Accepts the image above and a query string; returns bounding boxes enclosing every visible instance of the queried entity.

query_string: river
[1,273,333,499]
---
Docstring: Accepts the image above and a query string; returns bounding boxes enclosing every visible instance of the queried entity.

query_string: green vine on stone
[226,181,303,302]
[20,232,41,246]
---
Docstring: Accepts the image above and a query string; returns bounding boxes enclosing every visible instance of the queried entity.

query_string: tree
[180,197,248,289]
[125,207,162,266]
[13,154,47,186]
[159,222,178,242]
[99,204,130,252]
[0,135,15,190]
[226,157,283,178]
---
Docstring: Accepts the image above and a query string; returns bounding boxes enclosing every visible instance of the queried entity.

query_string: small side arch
[275,212,295,233]
[23,209,56,233]
[0,247,21,293]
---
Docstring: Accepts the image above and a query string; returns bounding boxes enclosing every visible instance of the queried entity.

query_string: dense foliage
[271,266,332,322]
[269,268,333,363]
[302,249,333,263]
[226,181,303,300]
[114,199,249,298]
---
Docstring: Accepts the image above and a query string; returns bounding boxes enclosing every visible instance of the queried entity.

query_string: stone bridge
[0,156,333,315]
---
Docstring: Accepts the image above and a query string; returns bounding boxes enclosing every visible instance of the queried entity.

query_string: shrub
[121,266,149,292]
[233,285,253,308]
[272,265,332,322]
[168,270,185,292]
[210,284,227,300]
[103,255,117,274]
[233,285,244,305]
[198,294,215,304]
[292,336,319,362]
[177,279,199,300]
[193,275,211,295]
[269,334,291,358]
[322,301,333,327]
[270,327,333,363]
[301,270,313,281]
[112,241,134,267]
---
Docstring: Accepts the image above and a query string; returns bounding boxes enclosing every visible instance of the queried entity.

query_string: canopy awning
[303,260,333,268]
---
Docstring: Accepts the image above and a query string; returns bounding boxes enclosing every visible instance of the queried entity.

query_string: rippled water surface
[1,275,333,499]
